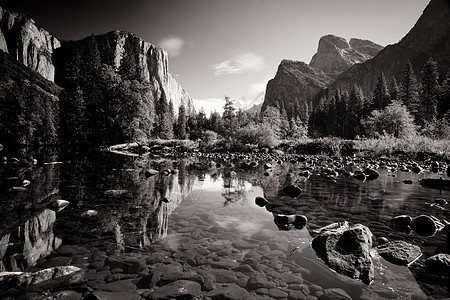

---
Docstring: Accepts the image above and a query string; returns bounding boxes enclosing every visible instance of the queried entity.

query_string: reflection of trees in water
[0,150,198,257]
[222,175,248,206]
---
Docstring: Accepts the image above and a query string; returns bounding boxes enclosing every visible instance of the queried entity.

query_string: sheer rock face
[0,7,194,115]
[263,35,381,112]
[0,7,61,81]
[262,59,333,111]
[333,0,450,94]
[55,30,194,115]
[309,35,382,75]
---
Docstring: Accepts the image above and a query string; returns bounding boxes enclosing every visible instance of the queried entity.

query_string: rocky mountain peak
[309,34,383,75]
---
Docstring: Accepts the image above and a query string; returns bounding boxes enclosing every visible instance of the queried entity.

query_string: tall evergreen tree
[389,77,400,101]
[221,96,238,137]
[437,70,450,119]
[372,72,390,110]
[348,84,365,138]
[118,37,141,81]
[156,95,174,139]
[418,57,440,125]
[399,61,419,116]
[208,111,221,132]
[176,104,187,139]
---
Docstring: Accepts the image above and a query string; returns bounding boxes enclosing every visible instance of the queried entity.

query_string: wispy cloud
[212,52,264,76]
[157,36,185,57]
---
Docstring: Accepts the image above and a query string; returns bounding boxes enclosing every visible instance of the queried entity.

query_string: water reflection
[0,149,449,298]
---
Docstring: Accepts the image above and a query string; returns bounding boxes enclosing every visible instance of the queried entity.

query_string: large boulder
[311,223,374,284]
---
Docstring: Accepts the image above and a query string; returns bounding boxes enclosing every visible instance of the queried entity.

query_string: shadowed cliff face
[54,31,194,115]
[263,35,381,113]
[262,60,333,111]
[333,0,450,94]
[0,7,194,115]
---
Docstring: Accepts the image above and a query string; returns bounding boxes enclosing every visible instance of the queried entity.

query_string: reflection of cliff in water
[0,148,197,271]
[56,153,197,251]
[0,147,61,272]
[0,209,61,272]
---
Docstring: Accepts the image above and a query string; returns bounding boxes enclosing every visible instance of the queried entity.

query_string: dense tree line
[0,50,60,146]
[181,57,449,149]
[60,35,173,146]
[309,58,450,139]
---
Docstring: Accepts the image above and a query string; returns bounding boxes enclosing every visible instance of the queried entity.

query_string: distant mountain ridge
[310,35,383,75]
[332,0,450,94]
[263,34,381,112]
[263,0,450,117]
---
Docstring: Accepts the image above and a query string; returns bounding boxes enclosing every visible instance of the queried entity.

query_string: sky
[0,0,429,115]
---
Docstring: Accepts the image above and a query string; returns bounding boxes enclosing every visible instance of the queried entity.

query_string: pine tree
[348,84,365,138]
[221,96,238,137]
[157,95,174,139]
[261,106,283,138]
[176,104,187,139]
[208,110,221,132]
[118,36,140,81]
[389,77,400,101]
[418,57,440,125]
[372,72,390,110]
[399,61,419,116]
[298,101,309,125]
[437,70,450,119]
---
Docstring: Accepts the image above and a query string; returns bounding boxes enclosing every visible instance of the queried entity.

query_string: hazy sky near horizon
[0,0,428,114]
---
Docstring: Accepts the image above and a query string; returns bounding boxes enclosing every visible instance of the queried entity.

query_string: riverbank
[105,136,450,161]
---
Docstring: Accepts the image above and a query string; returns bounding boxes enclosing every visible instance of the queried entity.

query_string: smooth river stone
[147,280,201,300]
[96,279,137,292]
[232,239,259,249]
[84,291,141,300]
[269,288,289,299]
[207,285,250,300]
[209,269,238,283]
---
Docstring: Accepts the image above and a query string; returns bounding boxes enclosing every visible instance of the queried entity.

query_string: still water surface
[1,149,449,299]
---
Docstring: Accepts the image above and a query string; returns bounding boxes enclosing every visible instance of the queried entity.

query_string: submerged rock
[419,178,450,190]
[390,215,412,228]
[409,215,441,237]
[311,223,374,284]
[46,199,70,212]
[283,185,302,198]
[363,168,379,180]
[255,196,270,207]
[377,240,422,266]
[352,173,366,182]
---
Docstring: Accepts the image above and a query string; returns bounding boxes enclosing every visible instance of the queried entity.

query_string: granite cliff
[333,0,450,94]
[263,35,381,112]
[54,30,194,115]
[0,7,60,81]
[0,6,195,145]
[262,60,333,112]
[0,6,194,115]
[310,35,383,75]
